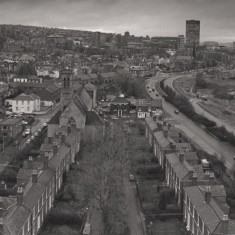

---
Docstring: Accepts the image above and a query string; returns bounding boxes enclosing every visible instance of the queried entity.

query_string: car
[152,88,155,91]
[174,110,179,114]
[26,139,30,144]
[22,120,28,125]
[30,136,35,141]
[156,93,159,97]
[43,122,48,127]
[34,132,39,137]
[38,128,42,132]
[129,174,135,182]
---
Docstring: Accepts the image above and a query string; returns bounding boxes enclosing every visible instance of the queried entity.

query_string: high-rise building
[177,35,185,50]
[94,31,101,48]
[186,20,200,47]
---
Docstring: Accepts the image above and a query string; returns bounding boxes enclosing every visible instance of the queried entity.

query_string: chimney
[157,122,162,130]
[163,130,168,138]
[0,217,3,234]
[28,156,33,169]
[179,151,184,163]
[67,126,71,134]
[17,187,23,205]
[170,141,176,150]
[0,197,3,210]
[32,170,38,184]
[43,155,49,169]
[0,181,6,190]
[205,186,211,204]
[48,137,53,144]
[205,171,210,179]
[209,172,215,183]
[192,172,197,185]
[61,134,66,143]
[222,215,229,235]
[53,144,58,154]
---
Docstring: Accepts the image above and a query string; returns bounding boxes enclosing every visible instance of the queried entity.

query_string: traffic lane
[162,95,235,169]
[147,78,235,170]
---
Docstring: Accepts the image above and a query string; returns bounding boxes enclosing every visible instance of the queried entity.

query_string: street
[124,174,145,235]
[147,75,235,171]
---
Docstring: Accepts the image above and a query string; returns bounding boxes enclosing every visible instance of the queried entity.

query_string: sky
[0,0,234,42]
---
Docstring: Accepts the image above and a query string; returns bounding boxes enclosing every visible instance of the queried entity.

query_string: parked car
[174,109,179,114]
[129,174,135,182]
[26,139,30,144]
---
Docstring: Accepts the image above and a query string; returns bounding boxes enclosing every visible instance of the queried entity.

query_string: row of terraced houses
[0,68,104,235]
[145,116,235,235]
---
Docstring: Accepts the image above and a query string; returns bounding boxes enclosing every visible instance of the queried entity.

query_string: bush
[158,192,166,211]
[44,209,82,228]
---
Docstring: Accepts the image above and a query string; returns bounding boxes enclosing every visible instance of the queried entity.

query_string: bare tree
[82,122,129,235]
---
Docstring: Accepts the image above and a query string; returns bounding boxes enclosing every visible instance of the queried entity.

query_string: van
[83,223,91,235]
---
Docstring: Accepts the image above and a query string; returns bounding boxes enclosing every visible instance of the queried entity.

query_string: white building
[10,93,40,114]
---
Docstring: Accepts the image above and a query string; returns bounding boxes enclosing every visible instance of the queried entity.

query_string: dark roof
[23,168,55,209]
[85,111,104,126]
[111,97,129,104]
[48,111,62,125]
[4,205,31,235]
[0,118,22,125]
[184,186,226,234]
[145,117,158,131]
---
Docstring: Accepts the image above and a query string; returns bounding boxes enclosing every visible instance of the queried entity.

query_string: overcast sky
[0,0,234,42]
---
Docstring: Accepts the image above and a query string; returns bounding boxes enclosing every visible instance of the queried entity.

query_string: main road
[147,73,235,171]
[164,73,235,135]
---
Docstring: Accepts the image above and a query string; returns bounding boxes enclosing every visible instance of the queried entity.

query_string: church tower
[60,67,74,110]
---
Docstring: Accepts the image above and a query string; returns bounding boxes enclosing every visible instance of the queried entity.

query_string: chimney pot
[17,187,23,205]
[61,134,66,143]
[53,144,58,154]
[179,152,184,163]
[32,170,38,184]
[222,214,229,235]
[28,156,33,169]
[205,186,211,204]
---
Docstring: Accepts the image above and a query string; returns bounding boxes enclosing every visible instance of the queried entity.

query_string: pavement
[147,75,235,171]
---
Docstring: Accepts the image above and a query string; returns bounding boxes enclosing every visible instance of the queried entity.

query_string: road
[124,174,145,235]
[147,75,235,171]
[20,103,60,149]
[165,74,235,135]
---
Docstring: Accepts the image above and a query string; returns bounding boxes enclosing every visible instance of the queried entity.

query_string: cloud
[0,0,234,41]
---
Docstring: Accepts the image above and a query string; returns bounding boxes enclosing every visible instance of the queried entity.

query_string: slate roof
[166,152,190,180]
[47,111,62,125]
[0,118,21,125]
[4,205,31,235]
[23,168,55,209]
[49,145,70,169]
[154,131,169,149]
[85,111,104,126]
[84,82,97,92]
[145,117,158,131]
[77,88,93,111]
[184,186,228,234]
[111,97,129,104]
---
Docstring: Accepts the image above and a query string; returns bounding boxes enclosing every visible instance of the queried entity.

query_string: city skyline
[0,0,235,42]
